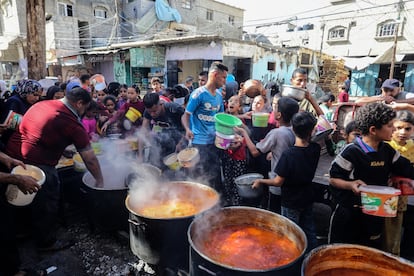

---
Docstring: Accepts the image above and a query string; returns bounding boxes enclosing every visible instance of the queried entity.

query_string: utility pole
[26,0,46,80]
[389,0,404,79]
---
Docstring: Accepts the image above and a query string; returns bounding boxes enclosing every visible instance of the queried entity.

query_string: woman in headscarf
[0,79,42,147]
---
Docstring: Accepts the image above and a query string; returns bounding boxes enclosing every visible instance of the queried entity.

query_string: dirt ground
[17,205,145,276]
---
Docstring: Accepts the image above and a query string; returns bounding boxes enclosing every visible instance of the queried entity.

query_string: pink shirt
[82,117,97,139]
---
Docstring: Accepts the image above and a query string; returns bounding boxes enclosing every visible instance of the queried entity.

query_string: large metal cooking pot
[188,206,307,275]
[302,243,414,276]
[281,85,306,101]
[126,181,219,271]
[81,165,131,232]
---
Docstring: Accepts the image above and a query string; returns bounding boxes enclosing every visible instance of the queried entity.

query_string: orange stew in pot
[202,225,301,270]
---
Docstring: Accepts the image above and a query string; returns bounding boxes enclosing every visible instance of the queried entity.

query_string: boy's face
[392,120,414,145]
[151,82,161,92]
[127,88,138,102]
[373,120,395,142]
[272,97,281,121]
[345,130,361,144]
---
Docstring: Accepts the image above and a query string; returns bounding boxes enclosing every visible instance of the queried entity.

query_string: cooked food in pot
[128,182,219,219]
[201,224,301,270]
[138,201,197,218]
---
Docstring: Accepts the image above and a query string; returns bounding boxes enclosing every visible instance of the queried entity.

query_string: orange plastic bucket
[125,107,142,123]
[359,185,401,217]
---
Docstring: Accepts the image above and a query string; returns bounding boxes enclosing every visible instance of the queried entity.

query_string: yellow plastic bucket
[125,107,142,123]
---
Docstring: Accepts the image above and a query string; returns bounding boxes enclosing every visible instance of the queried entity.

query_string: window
[94,8,107,19]
[267,62,276,71]
[300,53,312,65]
[58,2,73,17]
[182,0,191,9]
[377,21,397,37]
[328,27,346,40]
[206,10,213,21]
[228,15,235,26]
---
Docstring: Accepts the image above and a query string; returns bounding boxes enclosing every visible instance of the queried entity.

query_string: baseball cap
[66,81,81,92]
[381,79,400,89]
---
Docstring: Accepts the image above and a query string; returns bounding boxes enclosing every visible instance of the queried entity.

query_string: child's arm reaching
[330,177,366,194]
[253,175,284,188]
[234,126,260,157]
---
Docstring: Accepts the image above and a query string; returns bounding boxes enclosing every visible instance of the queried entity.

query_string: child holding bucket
[252,111,320,251]
[384,110,414,255]
[236,97,300,213]
[328,103,414,250]
[101,85,145,134]
[220,95,250,206]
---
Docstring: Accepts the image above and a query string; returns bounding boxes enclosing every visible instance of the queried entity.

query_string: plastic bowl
[163,153,181,171]
[359,185,401,217]
[214,113,242,135]
[177,147,200,168]
[234,173,264,198]
[6,165,46,206]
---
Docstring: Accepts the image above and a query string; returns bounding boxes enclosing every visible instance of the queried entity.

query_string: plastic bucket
[91,142,102,155]
[215,132,234,150]
[6,165,46,206]
[359,185,401,217]
[163,153,181,171]
[73,153,86,172]
[252,112,270,127]
[125,107,142,123]
[391,176,414,195]
[315,115,333,133]
[214,113,242,135]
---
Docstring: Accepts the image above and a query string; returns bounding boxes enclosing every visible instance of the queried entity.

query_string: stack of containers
[214,113,242,150]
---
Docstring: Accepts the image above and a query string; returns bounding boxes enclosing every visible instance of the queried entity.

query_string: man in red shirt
[6,87,103,251]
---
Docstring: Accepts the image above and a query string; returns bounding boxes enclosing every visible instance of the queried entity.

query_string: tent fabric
[340,46,405,71]
[155,0,182,23]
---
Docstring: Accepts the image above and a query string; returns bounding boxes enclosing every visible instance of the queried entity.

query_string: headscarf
[15,79,42,99]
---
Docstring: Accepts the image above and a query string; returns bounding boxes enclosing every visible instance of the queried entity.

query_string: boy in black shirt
[329,103,414,249]
[253,111,320,251]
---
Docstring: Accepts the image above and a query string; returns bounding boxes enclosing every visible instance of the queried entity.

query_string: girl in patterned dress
[220,95,249,206]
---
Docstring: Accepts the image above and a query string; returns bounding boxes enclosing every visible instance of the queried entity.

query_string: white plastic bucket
[214,131,234,150]
[359,185,401,217]
[6,165,46,206]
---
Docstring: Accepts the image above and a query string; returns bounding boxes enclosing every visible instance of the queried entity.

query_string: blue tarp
[155,0,182,23]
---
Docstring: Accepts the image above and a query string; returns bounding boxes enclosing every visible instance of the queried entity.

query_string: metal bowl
[234,173,264,198]
[281,85,306,101]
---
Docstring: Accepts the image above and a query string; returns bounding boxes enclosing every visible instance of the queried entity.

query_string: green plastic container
[252,112,270,127]
[214,113,242,135]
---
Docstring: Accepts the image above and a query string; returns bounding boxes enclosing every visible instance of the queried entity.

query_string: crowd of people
[2,63,414,275]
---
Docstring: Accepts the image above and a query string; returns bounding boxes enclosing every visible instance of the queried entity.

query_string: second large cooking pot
[126,181,220,271]
[188,206,307,275]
